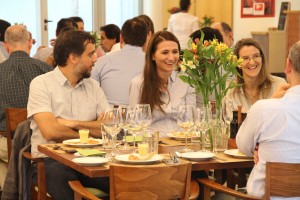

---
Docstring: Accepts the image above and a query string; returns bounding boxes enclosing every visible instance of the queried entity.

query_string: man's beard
[82,70,91,79]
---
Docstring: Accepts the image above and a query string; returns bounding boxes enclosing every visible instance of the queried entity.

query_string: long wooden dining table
[37,138,254,181]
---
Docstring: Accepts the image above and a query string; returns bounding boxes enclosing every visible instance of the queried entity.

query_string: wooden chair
[5,107,27,162]
[4,108,51,200]
[68,162,199,200]
[110,163,192,200]
[198,162,300,200]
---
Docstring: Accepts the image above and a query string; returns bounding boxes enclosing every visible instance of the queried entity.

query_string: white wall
[233,0,300,42]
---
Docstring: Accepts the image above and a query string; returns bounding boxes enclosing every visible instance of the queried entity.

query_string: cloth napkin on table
[125,136,143,142]
[76,149,106,157]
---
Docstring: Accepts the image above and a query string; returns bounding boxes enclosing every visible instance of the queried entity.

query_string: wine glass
[135,104,152,131]
[222,99,233,126]
[126,106,142,152]
[102,108,122,157]
[195,106,212,151]
[118,105,132,151]
[177,105,196,152]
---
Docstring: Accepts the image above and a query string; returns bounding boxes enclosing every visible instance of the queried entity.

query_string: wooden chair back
[4,108,51,200]
[109,163,192,200]
[5,108,27,162]
[198,162,300,200]
[265,162,300,199]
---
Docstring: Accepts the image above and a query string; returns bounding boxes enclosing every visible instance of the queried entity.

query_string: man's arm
[33,112,79,142]
[236,102,263,156]
[56,112,104,138]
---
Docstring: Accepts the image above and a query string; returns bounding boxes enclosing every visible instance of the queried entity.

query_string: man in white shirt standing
[91,17,147,106]
[236,40,300,199]
[167,0,199,49]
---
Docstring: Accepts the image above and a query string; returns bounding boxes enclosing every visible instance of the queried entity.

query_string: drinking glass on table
[195,106,212,151]
[135,104,152,131]
[118,105,133,150]
[222,99,233,126]
[126,106,142,152]
[102,108,122,157]
[177,105,196,152]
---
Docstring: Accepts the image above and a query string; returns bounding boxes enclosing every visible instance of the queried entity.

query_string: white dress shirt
[32,47,53,62]
[129,71,196,137]
[91,45,145,106]
[236,85,300,199]
[167,12,199,49]
[108,42,121,54]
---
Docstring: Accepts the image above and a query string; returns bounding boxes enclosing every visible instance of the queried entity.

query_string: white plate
[180,151,215,161]
[72,157,108,166]
[224,149,253,158]
[115,154,163,164]
[63,138,102,148]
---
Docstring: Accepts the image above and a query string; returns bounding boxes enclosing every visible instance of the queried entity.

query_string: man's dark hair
[121,17,147,47]
[190,27,223,43]
[100,24,120,43]
[54,30,95,67]
[137,15,154,34]
[56,18,78,36]
[220,22,232,34]
[0,19,11,42]
[180,0,191,11]
[69,16,84,23]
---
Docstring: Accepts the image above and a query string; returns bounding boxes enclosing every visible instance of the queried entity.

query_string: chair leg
[200,184,212,200]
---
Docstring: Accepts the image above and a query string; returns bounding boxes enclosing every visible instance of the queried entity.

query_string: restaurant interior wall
[233,0,300,42]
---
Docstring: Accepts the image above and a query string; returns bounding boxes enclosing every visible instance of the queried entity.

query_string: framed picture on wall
[241,0,275,18]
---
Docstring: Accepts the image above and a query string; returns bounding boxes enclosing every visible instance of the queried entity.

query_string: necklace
[244,87,258,97]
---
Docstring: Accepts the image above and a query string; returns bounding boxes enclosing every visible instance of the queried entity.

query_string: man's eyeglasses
[241,54,261,64]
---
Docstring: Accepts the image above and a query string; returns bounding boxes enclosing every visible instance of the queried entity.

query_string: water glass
[143,129,159,154]
[101,126,113,149]
[212,124,229,153]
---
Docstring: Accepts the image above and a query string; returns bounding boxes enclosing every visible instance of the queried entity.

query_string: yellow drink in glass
[79,130,89,143]
[138,143,149,157]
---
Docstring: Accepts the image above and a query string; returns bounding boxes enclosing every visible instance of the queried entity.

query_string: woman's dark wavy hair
[140,31,180,113]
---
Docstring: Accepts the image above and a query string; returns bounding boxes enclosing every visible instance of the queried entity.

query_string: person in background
[224,38,286,115]
[70,16,84,31]
[211,22,234,48]
[137,14,155,52]
[33,18,78,62]
[99,24,120,53]
[0,25,52,191]
[129,31,196,137]
[190,27,223,44]
[27,30,110,199]
[91,17,147,106]
[167,0,198,49]
[236,40,300,198]
[0,19,11,63]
